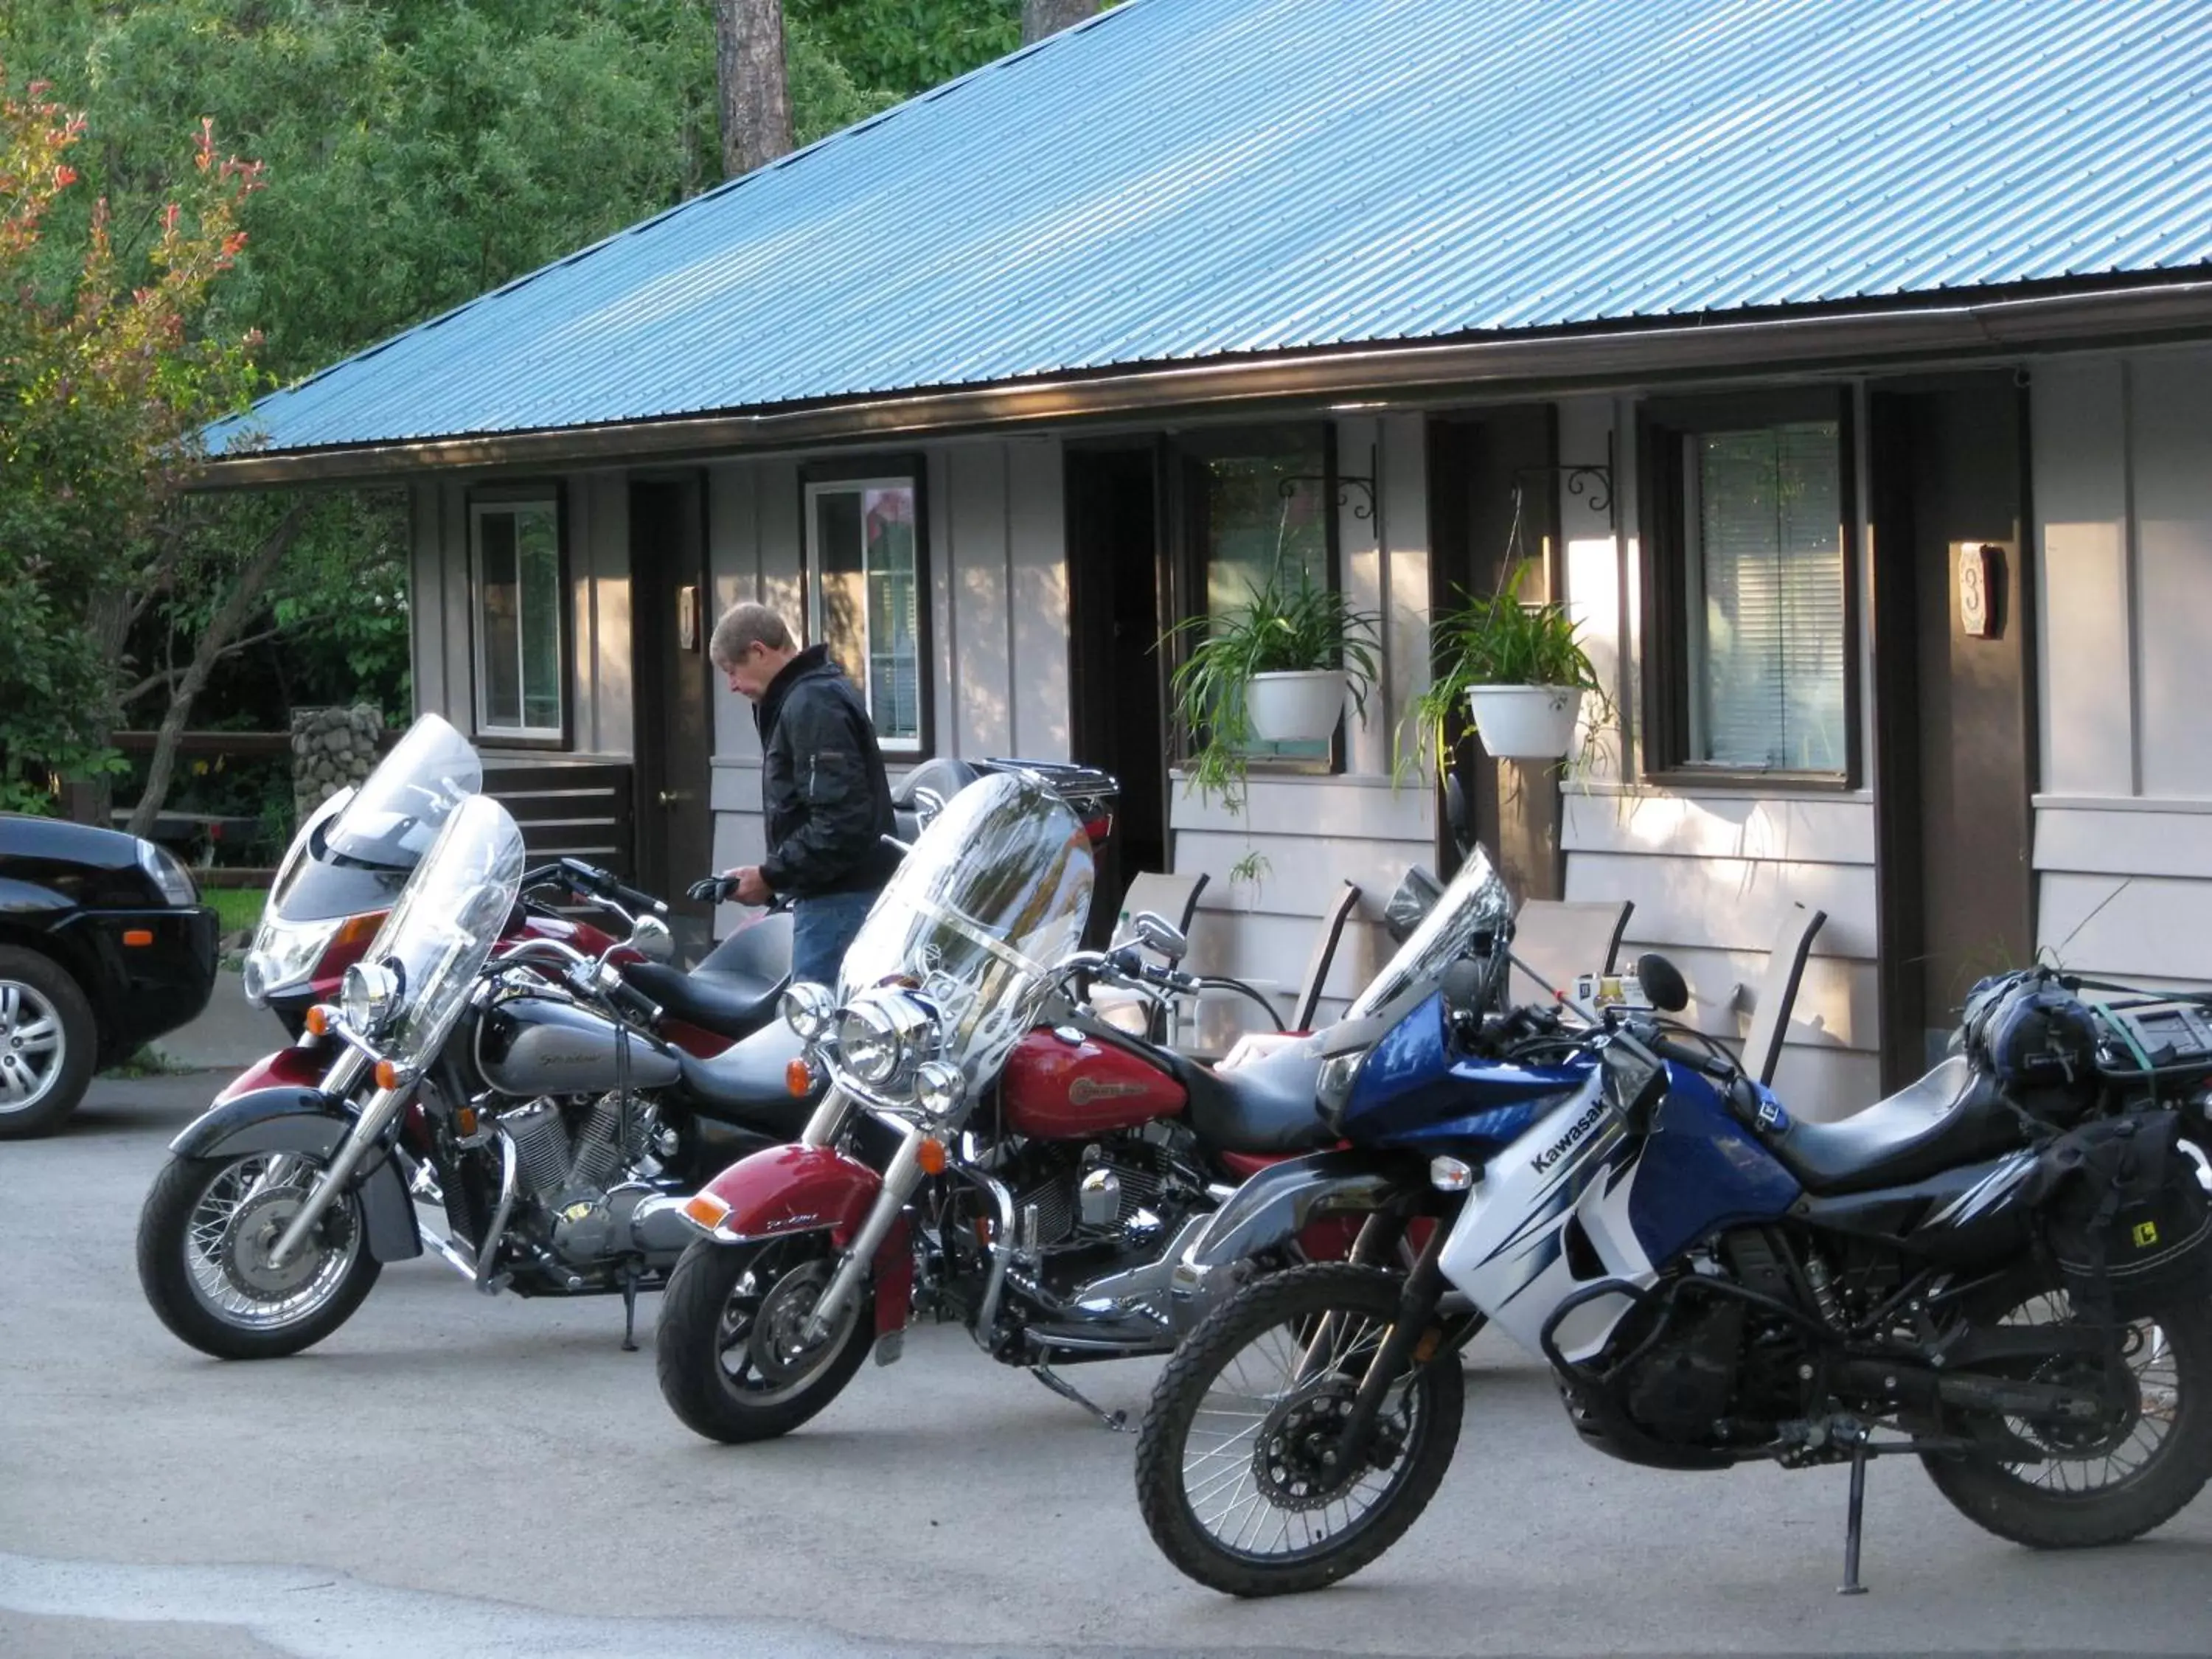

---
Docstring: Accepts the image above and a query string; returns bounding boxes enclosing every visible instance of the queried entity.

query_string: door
[1870,376,2037,1088]
[1066,444,1167,943]
[630,477,717,959]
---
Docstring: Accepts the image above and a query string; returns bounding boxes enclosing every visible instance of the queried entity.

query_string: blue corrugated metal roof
[211,0,2212,457]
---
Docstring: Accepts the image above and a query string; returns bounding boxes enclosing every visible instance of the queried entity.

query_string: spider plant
[1407,560,1607,779]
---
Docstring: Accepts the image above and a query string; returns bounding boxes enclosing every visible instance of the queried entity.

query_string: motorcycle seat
[620,912,792,1040]
[1178,1044,1332,1155]
[1761,1056,2021,1195]
[674,1019,822,1136]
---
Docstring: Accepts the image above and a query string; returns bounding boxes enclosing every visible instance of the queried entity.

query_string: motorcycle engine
[1620,1298,1745,1442]
[1007,1128,1204,1254]
[495,1091,675,1264]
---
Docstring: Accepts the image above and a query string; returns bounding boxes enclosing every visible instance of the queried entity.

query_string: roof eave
[194,277,2212,490]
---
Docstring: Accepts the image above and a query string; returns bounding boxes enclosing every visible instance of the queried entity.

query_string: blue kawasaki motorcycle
[1135,846,2212,1596]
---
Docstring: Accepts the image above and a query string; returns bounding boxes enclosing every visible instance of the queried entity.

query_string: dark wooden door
[1066,444,1166,942]
[630,477,716,959]
[1870,376,2037,1087]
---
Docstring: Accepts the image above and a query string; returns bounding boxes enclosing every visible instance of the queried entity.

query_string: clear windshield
[355,793,524,1068]
[839,771,1093,1082]
[324,714,481,869]
[1347,843,1513,1017]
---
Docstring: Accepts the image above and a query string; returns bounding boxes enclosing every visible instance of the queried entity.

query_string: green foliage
[1407,560,1608,782]
[790,0,1019,100]
[1164,563,1380,813]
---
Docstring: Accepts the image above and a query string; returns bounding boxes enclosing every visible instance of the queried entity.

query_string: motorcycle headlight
[1315,1044,1373,1130]
[782,981,835,1043]
[241,913,344,1007]
[340,959,404,1037]
[135,839,198,907]
[835,990,936,1088]
[914,1060,965,1119]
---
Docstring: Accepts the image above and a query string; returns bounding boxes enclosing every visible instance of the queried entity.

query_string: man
[708,601,900,987]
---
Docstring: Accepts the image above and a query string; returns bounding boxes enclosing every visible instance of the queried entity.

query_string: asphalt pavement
[4,1071,2212,1658]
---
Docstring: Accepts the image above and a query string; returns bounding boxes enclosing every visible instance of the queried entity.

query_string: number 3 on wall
[1958,543,2000,639]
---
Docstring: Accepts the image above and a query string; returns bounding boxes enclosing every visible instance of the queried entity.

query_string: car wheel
[0,946,98,1138]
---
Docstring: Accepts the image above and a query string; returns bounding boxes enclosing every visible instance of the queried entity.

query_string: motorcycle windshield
[839,771,1093,1081]
[323,714,481,870]
[355,793,524,1069]
[1346,844,1513,1017]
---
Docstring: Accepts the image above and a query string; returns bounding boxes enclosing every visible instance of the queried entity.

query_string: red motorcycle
[656,769,1350,1441]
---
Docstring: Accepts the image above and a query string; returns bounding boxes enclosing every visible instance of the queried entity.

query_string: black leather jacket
[756,645,900,900]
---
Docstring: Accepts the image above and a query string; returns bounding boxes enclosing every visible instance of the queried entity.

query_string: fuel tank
[476,996,683,1096]
[1001,1025,1185,1139]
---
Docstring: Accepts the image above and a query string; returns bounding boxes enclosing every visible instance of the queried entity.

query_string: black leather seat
[675,1019,822,1135]
[1178,1044,1331,1155]
[619,912,792,1040]
[1764,1057,2023,1195]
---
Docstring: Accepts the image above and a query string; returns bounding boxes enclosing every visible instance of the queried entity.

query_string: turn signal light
[916,1135,948,1176]
[684,1192,732,1231]
[373,1059,403,1091]
[785,1057,813,1098]
[455,1105,479,1137]
[333,910,388,947]
[303,1005,333,1037]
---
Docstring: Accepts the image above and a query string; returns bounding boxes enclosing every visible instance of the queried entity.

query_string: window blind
[1690,422,1846,771]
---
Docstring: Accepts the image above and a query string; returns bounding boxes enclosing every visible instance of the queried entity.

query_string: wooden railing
[480,758,636,879]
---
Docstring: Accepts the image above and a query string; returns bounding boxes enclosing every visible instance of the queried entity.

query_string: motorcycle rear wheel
[137,1151,381,1359]
[1134,1264,1462,1597]
[655,1234,874,1444]
[1921,1289,2212,1548]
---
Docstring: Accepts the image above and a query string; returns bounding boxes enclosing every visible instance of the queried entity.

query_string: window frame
[1637,387,1860,790]
[467,486,570,750]
[1166,421,1346,779]
[797,457,934,759]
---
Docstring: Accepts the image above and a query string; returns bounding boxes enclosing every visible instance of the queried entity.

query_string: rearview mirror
[1635,952,1690,1013]
[1132,911,1188,963]
[630,914,676,964]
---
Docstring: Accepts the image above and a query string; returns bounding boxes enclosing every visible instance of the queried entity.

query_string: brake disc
[223,1188,348,1300]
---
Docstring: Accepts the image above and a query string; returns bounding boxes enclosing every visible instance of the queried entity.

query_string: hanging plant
[1409,558,1609,772]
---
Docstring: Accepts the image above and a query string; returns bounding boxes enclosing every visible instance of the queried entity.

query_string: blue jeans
[790,888,880,987]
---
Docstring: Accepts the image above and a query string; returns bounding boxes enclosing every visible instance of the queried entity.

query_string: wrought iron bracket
[1280,473,1377,522]
[1513,463,1614,523]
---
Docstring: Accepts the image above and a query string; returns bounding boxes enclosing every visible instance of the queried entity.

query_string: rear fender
[689,1144,912,1337]
[168,1085,420,1264]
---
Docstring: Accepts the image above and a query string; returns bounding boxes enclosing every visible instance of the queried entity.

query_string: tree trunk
[126,503,311,841]
[712,0,792,178]
[1023,0,1100,43]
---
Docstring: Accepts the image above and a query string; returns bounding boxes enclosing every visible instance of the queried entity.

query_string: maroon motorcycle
[657,769,1345,1441]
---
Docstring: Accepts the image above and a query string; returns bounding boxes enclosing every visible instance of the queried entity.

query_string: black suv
[0,814,218,1136]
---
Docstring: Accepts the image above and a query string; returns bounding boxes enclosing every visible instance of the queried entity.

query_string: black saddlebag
[2033,1111,2212,1319]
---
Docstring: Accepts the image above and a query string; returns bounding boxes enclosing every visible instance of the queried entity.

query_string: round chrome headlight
[914,1060,965,1119]
[835,990,936,1088]
[781,981,835,1042]
[340,959,403,1037]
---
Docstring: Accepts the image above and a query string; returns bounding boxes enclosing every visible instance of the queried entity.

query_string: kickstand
[619,1271,641,1354]
[1837,1428,1871,1596]
[1031,1364,1129,1432]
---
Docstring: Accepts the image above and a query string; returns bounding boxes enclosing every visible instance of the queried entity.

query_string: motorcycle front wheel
[1134,1264,1462,1597]
[137,1151,382,1359]
[655,1234,875,1444]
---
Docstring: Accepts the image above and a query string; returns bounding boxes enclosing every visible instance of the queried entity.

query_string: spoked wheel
[137,1152,382,1358]
[1922,1289,2212,1547]
[0,948,95,1139]
[655,1234,875,1444]
[1134,1265,1462,1596]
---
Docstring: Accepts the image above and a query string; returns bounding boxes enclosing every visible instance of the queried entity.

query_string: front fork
[796,1083,925,1344]
[265,1048,395,1269]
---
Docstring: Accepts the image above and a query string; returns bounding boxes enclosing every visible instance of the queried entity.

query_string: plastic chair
[1287,880,1363,1032]
[1742,902,1828,1087]
[1112,870,1209,945]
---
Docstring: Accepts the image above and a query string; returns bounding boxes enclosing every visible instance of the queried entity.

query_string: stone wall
[291,704,385,818]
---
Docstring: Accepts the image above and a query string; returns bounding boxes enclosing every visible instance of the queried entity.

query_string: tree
[714,0,793,175]
[0,72,270,818]
[1022,0,1101,44]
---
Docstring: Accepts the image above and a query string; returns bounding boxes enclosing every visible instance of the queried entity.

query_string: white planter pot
[1466,684,1585,759]
[1246,669,1347,743]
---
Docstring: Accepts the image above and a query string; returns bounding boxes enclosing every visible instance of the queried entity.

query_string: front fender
[685,1144,913,1338]
[168,1085,420,1265]
[212,1043,330,1105]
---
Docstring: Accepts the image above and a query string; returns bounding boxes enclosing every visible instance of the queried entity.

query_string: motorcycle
[655,768,1367,1444]
[1133,844,2212,1596]
[136,793,828,1360]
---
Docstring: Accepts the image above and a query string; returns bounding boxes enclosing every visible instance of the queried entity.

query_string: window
[1177,425,1338,767]
[471,498,563,740]
[1642,394,1855,782]
[804,475,928,754]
